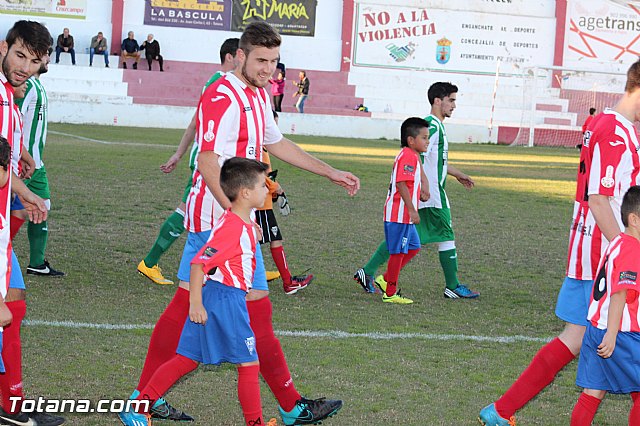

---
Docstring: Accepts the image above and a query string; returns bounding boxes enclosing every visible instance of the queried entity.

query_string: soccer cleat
[266,270,281,282]
[0,408,36,426]
[150,398,194,422]
[118,409,150,426]
[478,403,516,426]
[283,274,314,295]
[444,284,480,299]
[382,290,413,304]
[137,260,174,285]
[30,412,65,426]
[353,268,377,293]
[279,397,343,425]
[26,260,65,277]
[374,275,387,294]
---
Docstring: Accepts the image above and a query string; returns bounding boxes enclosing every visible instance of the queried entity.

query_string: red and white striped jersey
[185,73,282,232]
[383,147,421,224]
[588,233,640,332]
[566,109,640,280]
[191,210,257,292]
[0,73,14,300]
[11,103,22,176]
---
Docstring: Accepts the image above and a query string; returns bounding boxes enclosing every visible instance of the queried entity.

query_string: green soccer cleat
[382,291,413,304]
[374,275,387,294]
[478,404,516,426]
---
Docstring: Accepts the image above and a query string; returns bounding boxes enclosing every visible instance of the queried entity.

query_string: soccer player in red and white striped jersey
[480,60,640,426]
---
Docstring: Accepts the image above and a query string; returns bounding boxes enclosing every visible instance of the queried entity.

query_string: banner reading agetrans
[231,0,317,36]
[144,0,231,31]
[0,0,86,19]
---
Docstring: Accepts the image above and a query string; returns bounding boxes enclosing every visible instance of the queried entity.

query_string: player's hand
[19,158,34,179]
[277,193,290,216]
[20,191,47,224]
[0,304,12,327]
[328,170,360,196]
[189,303,208,325]
[253,221,263,241]
[410,209,420,224]
[456,174,475,189]
[160,153,181,174]
[597,331,617,358]
[420,187,430,202]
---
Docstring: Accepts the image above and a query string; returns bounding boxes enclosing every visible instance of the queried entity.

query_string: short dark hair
[589,107,596,115]
[6,20,51,58]
[625,60,640,93]
[401,117,429,147]
[621,186,640,227]
[239,22,281,55]
[220,157,268,202]
[427,82,458,105]
[219,38,239,64]
[0,135,10,171]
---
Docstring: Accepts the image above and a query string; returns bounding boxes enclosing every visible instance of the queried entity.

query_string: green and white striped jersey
[419,114,449,210]
[188,71,225,172]
[16,76,47,169]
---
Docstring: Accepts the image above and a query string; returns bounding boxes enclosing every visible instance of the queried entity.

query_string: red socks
[9,216,24,241]
[495,337,575,418]
[247,297,300,412]
[0,300,25,413]
[631,392,640,425]
[237,365,263,426]
[570,393,601,426]
[136,287,190,390]
[137,354,197,412]
[270,246,292,284]
[383,249,419,297]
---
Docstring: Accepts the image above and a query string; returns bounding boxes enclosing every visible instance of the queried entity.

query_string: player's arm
[397,180,419,224]
[188,264,207,325]
[598,289,626,358]
[19,149,35,179]
[420,164,430,202]
[447,165,474,189]
[266,137,360,196]
[198,151,232,210]
[589,195,622,241]
[160,111,197,173]
[11,175,46,223]
[0,300,12,327]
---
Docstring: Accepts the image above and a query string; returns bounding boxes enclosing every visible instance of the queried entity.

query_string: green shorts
[416,207,455,244]
[24,166,50,200]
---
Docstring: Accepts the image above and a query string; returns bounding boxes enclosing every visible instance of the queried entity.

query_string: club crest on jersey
[201,246,218,259]
[244,106,252,112]
[601,165,615,188]
[620,271,637,286]
[203,120,215,142]
[245,336,256,355]
[271,226,279,236]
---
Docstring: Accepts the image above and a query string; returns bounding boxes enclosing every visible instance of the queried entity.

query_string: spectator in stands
[89,31,109,68]
[55,27,75,65]
[269,70,285,112]
[140,34,163,72]
[577,107,596,149]
[121,31,141,70]
[292,70,309,113]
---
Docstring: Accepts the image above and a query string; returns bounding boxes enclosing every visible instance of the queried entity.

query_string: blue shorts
[9,250,24,290]
[177,230,268,291]
[10,196,23,211]
[384,222,420,255]
[576,324,640,393]
[555,277,593,326]
[177,281,257,365]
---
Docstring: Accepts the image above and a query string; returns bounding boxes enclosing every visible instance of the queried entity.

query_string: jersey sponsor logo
[620,271,638,286]
[571,220,593,237]
[202,246,218,258]
[203,120,215,143]
[609,140,625,147]
[245,336,256,355]
[243,106,252,112]
[600,165,615,188]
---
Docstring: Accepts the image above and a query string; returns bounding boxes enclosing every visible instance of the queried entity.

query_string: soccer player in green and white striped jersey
[355,82,479,299]
[15,57,64,277]
[137,38,239,289]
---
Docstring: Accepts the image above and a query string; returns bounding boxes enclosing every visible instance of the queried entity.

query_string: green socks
[363,240,390,276]
[439,248,460,290]
[144,211,185,267]
[27,220,48,267]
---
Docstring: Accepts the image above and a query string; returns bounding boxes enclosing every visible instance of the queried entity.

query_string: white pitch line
[23,319,551,344]
[49,130,173,150]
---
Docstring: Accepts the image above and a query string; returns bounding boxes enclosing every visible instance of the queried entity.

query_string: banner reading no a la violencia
[0,0,86,19]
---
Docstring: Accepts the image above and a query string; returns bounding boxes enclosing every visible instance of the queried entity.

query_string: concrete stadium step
[48,92,132,105]
[40,77,128,96]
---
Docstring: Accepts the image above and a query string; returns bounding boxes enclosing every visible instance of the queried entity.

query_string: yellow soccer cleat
[382,291,414,304]
[266,270,281,282]
[374,275,387,294]
[137,260,174,285]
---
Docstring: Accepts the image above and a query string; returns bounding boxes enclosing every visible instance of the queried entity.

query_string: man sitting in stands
[121,31,140,70]
[90,31,109,68]
[140,34,163,72]
[55,28,75,65]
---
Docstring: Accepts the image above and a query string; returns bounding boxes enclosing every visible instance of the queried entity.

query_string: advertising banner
[352,3,555,74]
[144,0,232,31]
[231,0,317,36]
[0,0,87,19]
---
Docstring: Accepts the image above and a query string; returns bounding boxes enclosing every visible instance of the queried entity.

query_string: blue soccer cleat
[444,284,479,299]
[353,268,377,293]
[279,396,342,425]
[478,403,516,426]
[118,409,150,426]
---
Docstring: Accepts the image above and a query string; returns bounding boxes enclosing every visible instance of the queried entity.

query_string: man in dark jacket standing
[121,31,141,69]
[55,27,75,65]
[140,34,163,72]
